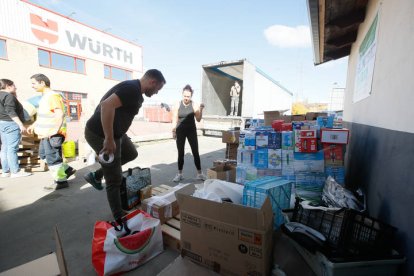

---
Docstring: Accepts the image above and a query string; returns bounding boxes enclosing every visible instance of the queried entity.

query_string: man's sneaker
[196,173,206,181]
[1,172,10,178]
[44,180,69,190]
[10,171,32,178]
[65,167,77,179]
[84,172,103,190]
[172,173,183,182]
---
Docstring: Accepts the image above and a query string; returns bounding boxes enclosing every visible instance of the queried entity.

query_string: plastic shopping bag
[120,167,152,210]
[92,210,163,276]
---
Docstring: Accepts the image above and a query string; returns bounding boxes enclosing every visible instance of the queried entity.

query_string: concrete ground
[0,135,226,275]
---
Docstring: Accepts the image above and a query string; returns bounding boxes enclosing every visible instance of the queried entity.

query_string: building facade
[0,0,143,126]
[308,0,414,275]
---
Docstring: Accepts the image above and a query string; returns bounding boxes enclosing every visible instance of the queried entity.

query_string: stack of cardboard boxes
[231,112,350,204]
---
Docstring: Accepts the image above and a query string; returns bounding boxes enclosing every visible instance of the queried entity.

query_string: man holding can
[84,69,166,223]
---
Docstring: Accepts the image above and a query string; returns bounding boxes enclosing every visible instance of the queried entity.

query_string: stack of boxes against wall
[233,111,348,204]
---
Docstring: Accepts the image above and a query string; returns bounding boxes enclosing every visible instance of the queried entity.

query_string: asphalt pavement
[0,135,226,275]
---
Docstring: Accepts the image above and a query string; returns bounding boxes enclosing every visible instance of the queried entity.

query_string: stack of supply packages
[292,120,325,203]
[293,115,349,204]
[236,119,292,184]
[319,115,349,186]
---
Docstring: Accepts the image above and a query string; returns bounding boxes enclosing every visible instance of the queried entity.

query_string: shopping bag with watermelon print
[92,209,164,276]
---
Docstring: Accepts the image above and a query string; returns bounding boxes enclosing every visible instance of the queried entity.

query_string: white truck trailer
[201,59,293,134]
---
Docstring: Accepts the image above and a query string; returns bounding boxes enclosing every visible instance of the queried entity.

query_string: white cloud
[264,25,311,48]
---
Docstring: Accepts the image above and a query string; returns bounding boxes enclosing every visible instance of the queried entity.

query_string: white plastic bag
[322,176,364,211]
[193,179,243,204]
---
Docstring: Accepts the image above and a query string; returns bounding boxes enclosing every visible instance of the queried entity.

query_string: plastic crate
[242,176,293,228]
[291,199,397,259]
[288,236,405,276]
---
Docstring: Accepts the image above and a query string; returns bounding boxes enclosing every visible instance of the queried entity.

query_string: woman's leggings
[176,127,201,171]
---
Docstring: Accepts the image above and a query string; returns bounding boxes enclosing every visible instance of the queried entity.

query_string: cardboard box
[254,148,269,168]
[225,143,238,160]
[177,185,274,276]
[268,131,282,149]
[295,138,318,153]
[294,130,317,153]
[141,184,186,224]
[255,131,269,149]
[292,115,306,121]
[268,149,282,169]
[305,112,328,121]
[213,159,237,171]
[222,130,240,144]
[293,151,325,173]
[264,110,281,126]
[0,226,68,276]
[323,144,345,166]
[321,128,349,144]
[207,166,236,183]
[281,131,294,150]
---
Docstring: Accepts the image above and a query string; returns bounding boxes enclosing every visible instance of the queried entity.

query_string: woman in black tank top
[171,84,206,182]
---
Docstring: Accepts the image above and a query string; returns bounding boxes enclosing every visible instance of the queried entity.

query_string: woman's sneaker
[172,173,183,182]
[196,173,206,181]
[1,172,10,178]
[84,172,103,190]
[10,171,32,178]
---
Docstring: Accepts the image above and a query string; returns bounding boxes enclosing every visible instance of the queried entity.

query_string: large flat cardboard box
[176,185,274,276]
[0,226,67,276]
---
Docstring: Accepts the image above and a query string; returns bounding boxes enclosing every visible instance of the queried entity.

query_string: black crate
[291,199,397,259]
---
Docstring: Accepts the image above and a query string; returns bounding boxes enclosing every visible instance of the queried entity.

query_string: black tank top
[177,101,196,130]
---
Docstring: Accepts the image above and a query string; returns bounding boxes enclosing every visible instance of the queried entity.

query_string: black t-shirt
[86,80,143,138]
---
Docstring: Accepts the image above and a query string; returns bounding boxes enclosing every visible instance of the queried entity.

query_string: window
[104,65,132,81]
[0,39,7,59]
[38,49,85,74]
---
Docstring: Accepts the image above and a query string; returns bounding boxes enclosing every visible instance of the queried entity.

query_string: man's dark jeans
[84,127,138,220]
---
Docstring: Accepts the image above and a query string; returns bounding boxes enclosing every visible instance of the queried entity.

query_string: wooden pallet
[162,214,181,252]
[151,184,174,195]
[22,160,48,172]
[17,134,48,171]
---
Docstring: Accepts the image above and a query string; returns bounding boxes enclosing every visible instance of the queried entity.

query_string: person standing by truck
[229,80,241,116]
[172,84,206,182]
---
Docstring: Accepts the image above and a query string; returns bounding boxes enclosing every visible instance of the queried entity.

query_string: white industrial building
[0,0,143,123]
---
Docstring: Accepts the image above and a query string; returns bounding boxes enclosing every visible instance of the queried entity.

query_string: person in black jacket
[0,79,31,178]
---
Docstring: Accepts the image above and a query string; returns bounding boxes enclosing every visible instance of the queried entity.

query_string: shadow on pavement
[0,145,225,275]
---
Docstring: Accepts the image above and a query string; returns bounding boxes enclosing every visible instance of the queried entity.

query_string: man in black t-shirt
[84,69,166,223]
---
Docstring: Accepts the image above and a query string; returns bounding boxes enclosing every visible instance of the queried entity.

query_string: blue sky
[30,0,348,105]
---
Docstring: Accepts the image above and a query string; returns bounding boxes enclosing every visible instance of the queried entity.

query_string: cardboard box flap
[54,225,68,276]
[176,184,273,230]
[0,225,67,276]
